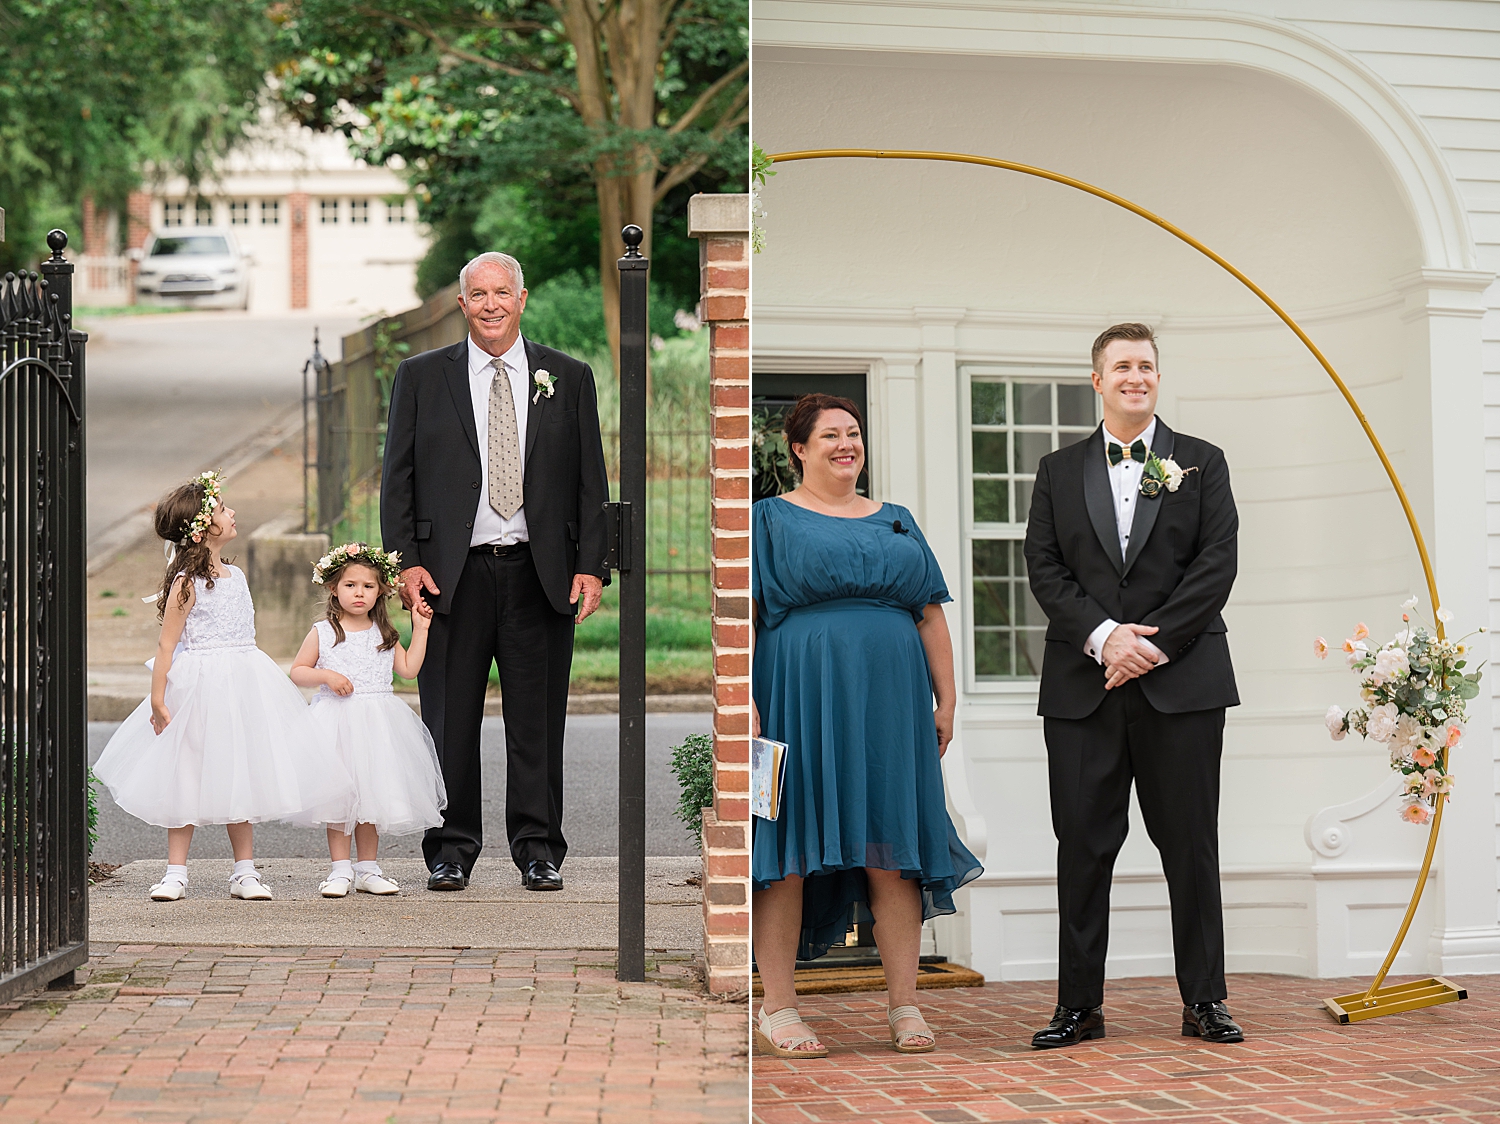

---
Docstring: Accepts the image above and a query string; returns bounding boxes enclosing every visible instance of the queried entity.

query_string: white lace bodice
[313,619,395,697]
[181,565,256,651]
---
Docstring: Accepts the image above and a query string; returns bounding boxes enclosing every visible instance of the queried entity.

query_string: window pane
[973,480,1009,523]
[1016,431,1052,475]
[1016,479,1034,521]
[1059,428,1091,448]
[1016,630,1046,677]
[1015,383,1051,426]
[973,580,1010,627]
[971,432,1008,474]
[1017,581,1046,627]
[972,539,1011,576]
[975,631,1012,678]
[971,381,1006,425]
[1058,383,1096,427]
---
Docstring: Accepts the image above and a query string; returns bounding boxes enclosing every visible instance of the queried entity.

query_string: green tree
[0,0,270,272]
[272,0,746,359]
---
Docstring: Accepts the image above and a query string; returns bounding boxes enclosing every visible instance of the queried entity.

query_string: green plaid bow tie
[1107,439,1147,467]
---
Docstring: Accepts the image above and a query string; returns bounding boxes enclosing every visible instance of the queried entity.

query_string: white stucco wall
[752,0,1500,981]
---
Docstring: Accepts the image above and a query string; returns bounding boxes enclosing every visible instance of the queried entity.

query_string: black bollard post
[616,225,649,982]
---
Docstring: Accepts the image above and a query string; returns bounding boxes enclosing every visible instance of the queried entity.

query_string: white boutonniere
[1139,452,1197,498]
[532,369,556,404]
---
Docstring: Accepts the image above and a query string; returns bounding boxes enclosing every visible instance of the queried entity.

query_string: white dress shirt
[468,334,531,547]
[1083,417,1168,667]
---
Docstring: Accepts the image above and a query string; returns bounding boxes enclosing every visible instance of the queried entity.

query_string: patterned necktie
[487,357,524,519]
[1107,439,1147,466]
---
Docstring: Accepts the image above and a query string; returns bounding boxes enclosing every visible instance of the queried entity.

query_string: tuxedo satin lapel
[444,340,481,461]
[522,338,547,466]
[1083,428,1125,575]
[1122,419,1175,576]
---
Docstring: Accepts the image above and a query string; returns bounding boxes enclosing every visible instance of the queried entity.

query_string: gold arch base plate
[768,147,1467,1025]
[1323,977,1467,1023]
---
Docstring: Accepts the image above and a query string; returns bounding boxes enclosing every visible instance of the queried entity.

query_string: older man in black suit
[381,251,609,892]
[1024,322,1245,1047]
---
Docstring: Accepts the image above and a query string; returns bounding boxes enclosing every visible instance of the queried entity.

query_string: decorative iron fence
[0,231,90,999]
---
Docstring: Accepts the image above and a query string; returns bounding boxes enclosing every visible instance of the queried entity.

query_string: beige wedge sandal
[755,1006,829,1058]
[888,1004,936,1053]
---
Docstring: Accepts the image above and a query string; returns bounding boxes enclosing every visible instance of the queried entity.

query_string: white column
[1403,269,1500,972]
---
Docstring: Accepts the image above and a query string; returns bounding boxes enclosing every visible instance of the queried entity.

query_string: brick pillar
[689,194,751,996]
[288,192,310,310]
[125,191,153,305]
[81,195,110,255]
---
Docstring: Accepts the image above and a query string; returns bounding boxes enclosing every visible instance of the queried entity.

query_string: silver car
[132,229,251,310]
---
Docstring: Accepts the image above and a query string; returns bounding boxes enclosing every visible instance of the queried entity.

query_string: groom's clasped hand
[1100,621,1163,690]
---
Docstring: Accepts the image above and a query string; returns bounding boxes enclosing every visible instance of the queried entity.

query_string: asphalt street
[81,311,361,546]
[89,712,708,865]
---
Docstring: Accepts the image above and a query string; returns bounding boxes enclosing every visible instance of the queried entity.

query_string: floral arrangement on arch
[1319,597,1484,825]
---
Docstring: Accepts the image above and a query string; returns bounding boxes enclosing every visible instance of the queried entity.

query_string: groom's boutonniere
[532,369,556,404]
[1139,452,1197,498]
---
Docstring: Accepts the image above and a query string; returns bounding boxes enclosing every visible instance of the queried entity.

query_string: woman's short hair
[782,393,864,476]
[459,251,525,298]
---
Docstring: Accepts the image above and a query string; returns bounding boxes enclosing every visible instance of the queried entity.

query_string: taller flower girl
[93,472,356,901]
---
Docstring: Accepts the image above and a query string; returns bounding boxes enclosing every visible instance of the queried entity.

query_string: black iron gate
[0,230,89,998]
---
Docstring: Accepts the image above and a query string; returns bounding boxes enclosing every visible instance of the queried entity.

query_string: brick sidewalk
[0,943,748,1123]
[753,974,1500,1123]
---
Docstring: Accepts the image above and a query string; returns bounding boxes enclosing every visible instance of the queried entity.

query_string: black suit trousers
[1044,681,1227,1009]
[419,548,574,875]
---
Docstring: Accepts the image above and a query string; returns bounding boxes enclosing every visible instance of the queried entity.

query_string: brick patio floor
[0,942,749,1123]
[752,973,1500,1123]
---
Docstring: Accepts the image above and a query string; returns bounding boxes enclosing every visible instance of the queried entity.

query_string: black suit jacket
[380,336,610,616]
[1023,420,1239,719]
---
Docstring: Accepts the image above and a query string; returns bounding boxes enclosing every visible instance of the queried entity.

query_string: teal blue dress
[752,497,983,961]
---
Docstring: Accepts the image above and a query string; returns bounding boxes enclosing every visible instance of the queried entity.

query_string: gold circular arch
[768,147,1454,1019]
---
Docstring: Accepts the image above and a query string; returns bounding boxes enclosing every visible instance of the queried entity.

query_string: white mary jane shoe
[149,880,186,902]
[229,872,274,901]
[319,874,353,898]
[354,871,400,895]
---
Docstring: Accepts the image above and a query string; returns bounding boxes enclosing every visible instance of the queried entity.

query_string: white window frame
[228,200,250,226]
[320,198,340,225]
[961,362,1099,694]
[161,201,186,227]
[350,198,370,224]
[260,199,281,226]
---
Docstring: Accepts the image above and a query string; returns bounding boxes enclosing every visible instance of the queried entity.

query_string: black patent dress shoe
[1182,1001,1245,1043]
[1031,1005,1106,1049]
[522,860,564,891]
[426,862,468,891]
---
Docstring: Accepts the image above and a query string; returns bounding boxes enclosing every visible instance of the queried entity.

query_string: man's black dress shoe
[427,862,468,891]
[1182,1001,1245,1043]
[1031,1005,1106,1049]
[522,860,564,891]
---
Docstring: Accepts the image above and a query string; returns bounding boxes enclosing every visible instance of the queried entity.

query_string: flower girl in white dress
[290,543,447,897]
[93,472,357,902]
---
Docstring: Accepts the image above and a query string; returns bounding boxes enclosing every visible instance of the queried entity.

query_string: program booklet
[750,736,789,821]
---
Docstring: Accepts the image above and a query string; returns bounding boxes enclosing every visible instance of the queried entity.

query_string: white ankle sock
[161,864,188,887]
[329,860,354,880]
[353,860,382,876]
[232,859,258,882]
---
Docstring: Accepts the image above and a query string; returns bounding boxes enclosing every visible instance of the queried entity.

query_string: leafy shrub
[669,732,715,839]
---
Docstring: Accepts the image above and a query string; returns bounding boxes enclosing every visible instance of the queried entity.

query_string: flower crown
[183,470,224,544]
[312,542,402,589]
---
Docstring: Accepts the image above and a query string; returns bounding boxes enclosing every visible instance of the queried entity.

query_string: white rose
[1390,742,1409,765]
[1366,703,1399,743]
[1393,713,1422,751]
[1161,458,1185,492]
[1325,705,1347,742]
[1374,647,1409,680]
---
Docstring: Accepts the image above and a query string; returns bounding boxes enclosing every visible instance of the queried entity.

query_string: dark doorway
[751,372,870,501]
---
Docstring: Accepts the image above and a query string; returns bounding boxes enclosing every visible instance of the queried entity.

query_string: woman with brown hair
[752,394,982,1058]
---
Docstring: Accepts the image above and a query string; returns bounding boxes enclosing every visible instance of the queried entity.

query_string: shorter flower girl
[290,543,447,897]
[93,472,357,901]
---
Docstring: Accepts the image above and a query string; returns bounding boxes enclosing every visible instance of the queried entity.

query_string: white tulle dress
[306,619,447,836]
[93,565,357,829]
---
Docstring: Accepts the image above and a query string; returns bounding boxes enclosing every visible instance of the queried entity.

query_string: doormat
[753,959,985,997]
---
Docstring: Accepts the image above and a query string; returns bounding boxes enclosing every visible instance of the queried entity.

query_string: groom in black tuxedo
[381,251,610,893]
[1023,323,1244,1047]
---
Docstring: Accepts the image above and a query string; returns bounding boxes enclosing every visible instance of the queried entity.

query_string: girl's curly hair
[153,480,230,621]
[322,558,400,651]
